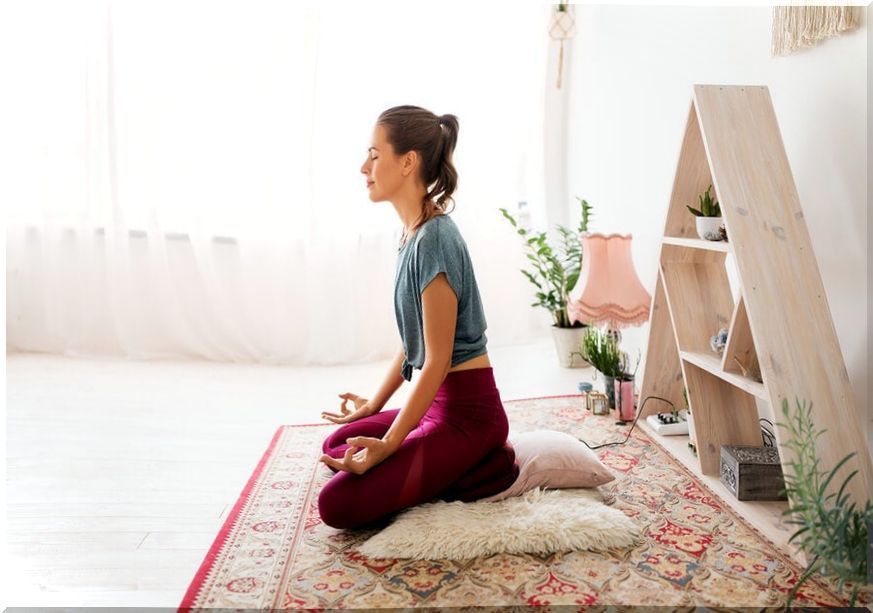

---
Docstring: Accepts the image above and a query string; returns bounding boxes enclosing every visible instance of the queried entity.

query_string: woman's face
[360,124,414,203]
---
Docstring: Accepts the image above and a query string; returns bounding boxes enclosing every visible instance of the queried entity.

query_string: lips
[367,182,374,188]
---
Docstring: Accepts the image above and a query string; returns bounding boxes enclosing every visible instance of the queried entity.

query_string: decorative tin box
[719,445,787,501]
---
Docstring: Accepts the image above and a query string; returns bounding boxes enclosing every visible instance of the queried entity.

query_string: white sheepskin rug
[357,487,641,560]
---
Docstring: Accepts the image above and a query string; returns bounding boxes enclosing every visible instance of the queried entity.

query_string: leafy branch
[776,398,872,607]
[499,197,593,328]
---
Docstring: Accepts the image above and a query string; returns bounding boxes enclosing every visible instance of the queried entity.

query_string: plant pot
[602,374,616,408]
[614,375,636,421]
[695,216,726,241]
[550,324,590,368]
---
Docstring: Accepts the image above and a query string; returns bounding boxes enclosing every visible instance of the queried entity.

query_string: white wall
[565,6,868,430]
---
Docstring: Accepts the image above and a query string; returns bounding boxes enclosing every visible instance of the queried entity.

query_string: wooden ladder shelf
[639,85,872,535]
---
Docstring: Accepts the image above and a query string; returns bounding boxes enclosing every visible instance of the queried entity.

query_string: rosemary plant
[776,397,872,607]
[579,327,624,377]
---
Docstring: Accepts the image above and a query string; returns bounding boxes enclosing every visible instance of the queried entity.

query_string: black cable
[579,395,676,450]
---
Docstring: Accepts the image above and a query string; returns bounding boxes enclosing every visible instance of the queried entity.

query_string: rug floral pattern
[180,395,867,609]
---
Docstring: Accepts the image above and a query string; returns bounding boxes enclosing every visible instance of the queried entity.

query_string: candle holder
[586,391,610,415]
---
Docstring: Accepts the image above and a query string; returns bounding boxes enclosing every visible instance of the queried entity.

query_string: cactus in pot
[686,184,726,241]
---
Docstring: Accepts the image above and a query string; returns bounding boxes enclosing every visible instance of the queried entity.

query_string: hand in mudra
[319,436,395,475]
[321,393,378,424]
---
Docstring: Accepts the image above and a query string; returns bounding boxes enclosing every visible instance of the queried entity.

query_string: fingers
[346,436,379,449]
[338,393,360,415]
[319,446,356,472]
[321,413,348,424]
[320,453,343,471]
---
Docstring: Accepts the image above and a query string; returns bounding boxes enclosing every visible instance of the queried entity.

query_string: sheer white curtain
[5,0,556,365]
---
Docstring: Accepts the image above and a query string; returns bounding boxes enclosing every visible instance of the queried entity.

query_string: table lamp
[567,233,651,422]
[567,233,651,333]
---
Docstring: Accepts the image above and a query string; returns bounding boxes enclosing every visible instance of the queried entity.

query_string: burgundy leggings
[318,367,519,530]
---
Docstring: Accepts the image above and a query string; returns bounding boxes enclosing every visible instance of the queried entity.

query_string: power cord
[577,396,777,451]
[579,395,676,450]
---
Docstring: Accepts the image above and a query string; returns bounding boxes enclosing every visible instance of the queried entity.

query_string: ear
[401,150,419,177]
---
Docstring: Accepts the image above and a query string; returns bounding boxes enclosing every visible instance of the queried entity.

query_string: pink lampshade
[567,233,651,328]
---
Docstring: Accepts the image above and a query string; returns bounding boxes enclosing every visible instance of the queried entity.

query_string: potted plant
[499,197,593,368]
[686,184,726,241]
[776,398,872,607]
[578,327,624,407]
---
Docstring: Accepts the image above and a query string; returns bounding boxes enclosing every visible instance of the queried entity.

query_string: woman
[317,105,519,530]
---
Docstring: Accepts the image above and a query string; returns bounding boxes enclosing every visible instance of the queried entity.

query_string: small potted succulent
[687,184,726,241]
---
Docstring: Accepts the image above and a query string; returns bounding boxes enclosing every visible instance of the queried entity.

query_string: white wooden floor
[5,338,592,608]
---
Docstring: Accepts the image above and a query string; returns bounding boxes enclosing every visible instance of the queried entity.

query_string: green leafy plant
[578,327,624,377]
[686,184,721,217]
[499,197,593,328]
[776,398,872,607]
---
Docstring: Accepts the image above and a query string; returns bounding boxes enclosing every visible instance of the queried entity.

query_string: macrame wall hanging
[771,5,860,56]
[549,2,576,89]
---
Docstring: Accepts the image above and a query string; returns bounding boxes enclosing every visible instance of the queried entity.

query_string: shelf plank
[680,350,766,400]
[638,271,685,419]
[693,83,872,510]
[721,294,761,378]
[660,260,733,354]
[662,102,714,239]
[662,236,731,253]
[682,360,763,474]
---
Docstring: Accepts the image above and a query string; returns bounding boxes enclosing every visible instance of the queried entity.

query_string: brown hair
[376,105,459,235]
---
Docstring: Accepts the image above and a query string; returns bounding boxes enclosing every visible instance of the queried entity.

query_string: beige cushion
[479,429,615,502]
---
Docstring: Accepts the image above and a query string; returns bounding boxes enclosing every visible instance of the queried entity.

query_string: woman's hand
[319,436,396,475]
[321,393,379,424]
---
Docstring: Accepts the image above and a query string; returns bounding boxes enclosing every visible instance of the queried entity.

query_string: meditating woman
[317,105,519,529]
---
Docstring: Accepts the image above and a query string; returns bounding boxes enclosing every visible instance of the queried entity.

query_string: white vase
[695,216,726,241]
[550,325,591,368]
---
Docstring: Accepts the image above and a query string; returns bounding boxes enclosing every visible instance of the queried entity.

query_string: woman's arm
[319,272,458,474]
[382,272,458,451]
[369,347,408,411]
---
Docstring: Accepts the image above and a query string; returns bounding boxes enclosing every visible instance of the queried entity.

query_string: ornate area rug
[179,394,866,610]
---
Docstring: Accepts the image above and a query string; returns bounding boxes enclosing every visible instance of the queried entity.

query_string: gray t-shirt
[394,214,488,381]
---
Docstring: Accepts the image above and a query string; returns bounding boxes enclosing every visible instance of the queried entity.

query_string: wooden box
[719,445,787,501]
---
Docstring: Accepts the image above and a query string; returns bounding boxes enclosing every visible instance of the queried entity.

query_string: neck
[391,184,429,234]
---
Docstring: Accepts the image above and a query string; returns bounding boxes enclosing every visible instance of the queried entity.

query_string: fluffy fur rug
[357,486,642,560]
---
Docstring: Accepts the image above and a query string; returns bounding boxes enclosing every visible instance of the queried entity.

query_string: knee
[318,481,359,530]
[322,428,347,455]
[495,418,510,447]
